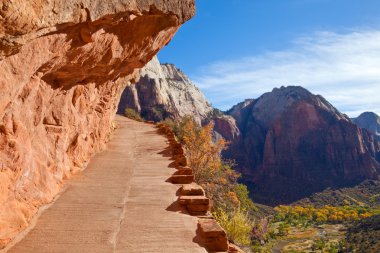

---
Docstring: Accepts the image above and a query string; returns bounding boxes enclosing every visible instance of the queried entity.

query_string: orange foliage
[179,117,243,212]
[182,118,226,184]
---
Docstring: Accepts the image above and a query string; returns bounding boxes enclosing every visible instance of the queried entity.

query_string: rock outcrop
[0,0,195,247]
[224,86,380,205]
[353,112,380,141]
[212,115,240,142]
[118,56,213,123]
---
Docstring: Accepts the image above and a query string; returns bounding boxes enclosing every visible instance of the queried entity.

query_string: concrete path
[6,116,207,253]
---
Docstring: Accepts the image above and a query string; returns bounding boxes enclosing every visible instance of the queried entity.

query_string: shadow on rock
[166,200,188,215]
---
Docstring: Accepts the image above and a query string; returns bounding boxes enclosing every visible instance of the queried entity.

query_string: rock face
[353,112,380,141]
[0,0,195,247]
[224,86,380,205]
[118,56,213,123]
[212,115,240,142]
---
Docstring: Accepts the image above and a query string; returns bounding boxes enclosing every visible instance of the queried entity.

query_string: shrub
[311,237,327,251]
[277,222,290,237]
[252,218,270,243]
[213,208,252,246]
[160,116,191,143]
[234,184,256,213]
[124,108,143,121]
[163,116,258,248]
[181,117,226,184]
[178,117,247,212]
[141,105,170,122]
[311,237,344,253]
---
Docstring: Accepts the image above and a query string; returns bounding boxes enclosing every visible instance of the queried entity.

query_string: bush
[162,116,258,248]
[234,184,256,214]
[252,218,270,244]
[181,117,226,184]
[311,237,328,251]
[141,105,170,122]
[124,108,143,121]
[311,237,344,253]
[160,116,190,143]
[213,208,252,246]
[277,222,291,237]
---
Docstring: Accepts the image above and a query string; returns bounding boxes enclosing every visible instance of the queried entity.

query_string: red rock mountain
[221,86,380,205]
[0,0,195,246]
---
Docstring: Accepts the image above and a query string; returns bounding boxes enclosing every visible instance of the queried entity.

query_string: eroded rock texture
[118,56,213,124]
[0,0,195,247]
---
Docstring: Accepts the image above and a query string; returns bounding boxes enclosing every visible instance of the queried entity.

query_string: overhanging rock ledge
[0,0,195,247]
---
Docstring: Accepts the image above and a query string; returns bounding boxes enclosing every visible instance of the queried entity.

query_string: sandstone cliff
[0,0,195,247]
[223,86,380,205]
[118,56,213,123]
[212,115,240,142]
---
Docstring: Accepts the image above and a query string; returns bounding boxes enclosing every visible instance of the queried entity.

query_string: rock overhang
[0,0,195,248]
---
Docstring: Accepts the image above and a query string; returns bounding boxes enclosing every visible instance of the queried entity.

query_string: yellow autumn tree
[163,116,255,247]
[181,117,226,184]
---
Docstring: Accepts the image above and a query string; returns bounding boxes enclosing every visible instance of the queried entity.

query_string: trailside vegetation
[163,116,256,248]
[124,108,143,121]
[162,116,380,252]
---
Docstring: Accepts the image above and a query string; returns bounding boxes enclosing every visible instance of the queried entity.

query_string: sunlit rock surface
[0,0,195,247]
[118,56,213,124]
[224,86,380,205]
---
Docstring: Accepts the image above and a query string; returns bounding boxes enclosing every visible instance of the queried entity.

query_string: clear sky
[158,0,380,117]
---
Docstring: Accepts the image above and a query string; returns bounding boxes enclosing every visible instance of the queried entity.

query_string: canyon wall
[0,0,195,247]
[118,56,213,124]
[223,86,380,205]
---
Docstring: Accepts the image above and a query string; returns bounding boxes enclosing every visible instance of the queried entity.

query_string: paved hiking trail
[6,116,207,253]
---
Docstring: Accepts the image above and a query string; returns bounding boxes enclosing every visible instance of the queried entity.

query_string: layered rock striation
[0,0,195,247]
[223,86,380,205]
[118,56,213,123]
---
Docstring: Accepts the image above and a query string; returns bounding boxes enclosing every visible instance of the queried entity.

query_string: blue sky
[158,0,380,116]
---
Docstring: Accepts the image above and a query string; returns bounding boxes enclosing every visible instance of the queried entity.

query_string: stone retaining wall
[157,123,245,253]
